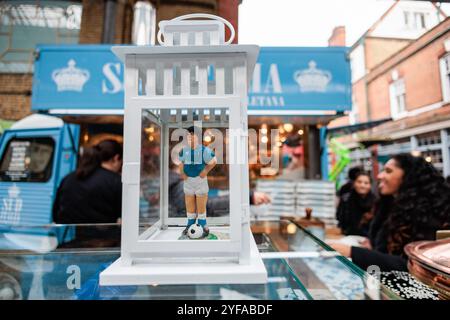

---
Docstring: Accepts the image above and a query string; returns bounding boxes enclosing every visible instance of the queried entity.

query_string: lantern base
[99,235,267,286]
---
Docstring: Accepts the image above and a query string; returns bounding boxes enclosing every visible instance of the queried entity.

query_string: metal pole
[102,0,117,43]
[306,125,322,179]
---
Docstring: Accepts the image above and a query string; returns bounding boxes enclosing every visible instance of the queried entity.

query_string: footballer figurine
[179,126,217,238]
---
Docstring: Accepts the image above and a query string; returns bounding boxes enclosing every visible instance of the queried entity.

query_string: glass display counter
[0,220,400,300]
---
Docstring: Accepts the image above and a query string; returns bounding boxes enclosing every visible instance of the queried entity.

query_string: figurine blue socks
[187,212,196,227]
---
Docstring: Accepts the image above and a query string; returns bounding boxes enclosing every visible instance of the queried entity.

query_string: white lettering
[251,63,261,93]
[178,304,211,318]
[66,265,81,290]
[248,95,285,107]
[264,64,282,93]
[102,62,123,94]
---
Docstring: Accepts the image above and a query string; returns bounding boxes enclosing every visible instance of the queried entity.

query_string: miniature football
[187,223,204,239]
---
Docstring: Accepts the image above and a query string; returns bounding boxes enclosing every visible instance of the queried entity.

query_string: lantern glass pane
[139,106,232,241]
[139,110,161,236]
[168,126,230,227]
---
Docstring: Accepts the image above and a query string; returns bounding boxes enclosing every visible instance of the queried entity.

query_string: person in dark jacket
[53,139,123,224]
[336,171,376,236]
[330,153,450,271]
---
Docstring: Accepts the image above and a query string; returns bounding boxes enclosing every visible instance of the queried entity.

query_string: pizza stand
[99,14,267,285]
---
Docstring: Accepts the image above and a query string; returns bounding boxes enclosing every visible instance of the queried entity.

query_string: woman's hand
[252,191,271,205]
[358,237,372,250]
[328,243,352,257]
[181,173,188,180]
[199,171,207,178]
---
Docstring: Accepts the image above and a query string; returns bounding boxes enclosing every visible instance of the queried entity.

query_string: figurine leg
[184,195,197,234]
[196,194,209,236]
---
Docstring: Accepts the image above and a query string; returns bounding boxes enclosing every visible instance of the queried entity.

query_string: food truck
[0,44,351,228]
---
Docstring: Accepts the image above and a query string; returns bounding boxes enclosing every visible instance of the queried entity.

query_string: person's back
[53,139,123,224]
[53,167,121,224]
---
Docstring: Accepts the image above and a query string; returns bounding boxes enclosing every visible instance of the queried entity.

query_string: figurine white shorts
[183,176,209,196]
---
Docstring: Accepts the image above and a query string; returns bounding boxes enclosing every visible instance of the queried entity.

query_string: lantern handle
[157,13,235,46]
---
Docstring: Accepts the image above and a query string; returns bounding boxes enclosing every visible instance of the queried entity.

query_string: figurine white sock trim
[197,213,207,227]
[187,212,196,226]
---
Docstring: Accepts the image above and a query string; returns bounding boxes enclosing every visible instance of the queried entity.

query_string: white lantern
[100,14,267,285]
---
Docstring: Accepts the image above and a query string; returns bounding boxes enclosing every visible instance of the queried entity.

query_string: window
[417,131,441,147]
[403,11,409,27]
[404,11,427,30]
[389,78,406,118]
[132,1,156,46]
[0,137,55,182]
[440,53,450,102]
[415,12,426,29]
[0,1,82,73]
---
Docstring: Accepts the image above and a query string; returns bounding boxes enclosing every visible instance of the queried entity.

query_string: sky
[238,0,450,47]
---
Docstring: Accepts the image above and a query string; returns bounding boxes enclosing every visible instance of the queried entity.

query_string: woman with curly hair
[330,153,450,271]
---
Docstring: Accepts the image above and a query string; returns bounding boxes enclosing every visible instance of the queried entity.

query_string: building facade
[328,1,450,178]
[0,0,239,121]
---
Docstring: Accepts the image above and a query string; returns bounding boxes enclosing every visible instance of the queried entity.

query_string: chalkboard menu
[0,137,55,182]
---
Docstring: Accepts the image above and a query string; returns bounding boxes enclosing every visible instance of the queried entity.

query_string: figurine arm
[199,157,217,178]
[179,162,187,180]
[178,149,187,179]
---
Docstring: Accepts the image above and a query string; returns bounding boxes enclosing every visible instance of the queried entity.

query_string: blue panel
[32,45,124,110]
[248,47,351,112]
[55,124,80,187]
[32,45,351,113]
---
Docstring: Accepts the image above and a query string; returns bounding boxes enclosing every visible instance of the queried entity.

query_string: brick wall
[0,74,33,120]
[114,0,134,44]
[217,0,239,44]
[330,18,450,129]
[365,37,411,71]
[155,0,217,26]
[367,18,450,120]
[328,26,346,47]
[367,75,392,121]
[79,0,105,44]
[353,78,369,123]
[367,17,450,82]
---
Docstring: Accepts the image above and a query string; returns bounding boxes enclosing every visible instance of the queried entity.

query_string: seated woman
[330,153,450,272]
[336,171,376,237]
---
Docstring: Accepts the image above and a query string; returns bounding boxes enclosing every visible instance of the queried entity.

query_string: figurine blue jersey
[178,145,215,178]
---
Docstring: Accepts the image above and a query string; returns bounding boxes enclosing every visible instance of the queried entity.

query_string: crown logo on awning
[293,60,332,92]
[52,59,90,92]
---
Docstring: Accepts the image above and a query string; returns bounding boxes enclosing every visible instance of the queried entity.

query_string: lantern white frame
[100,22,266,285]
[126,97,243,257]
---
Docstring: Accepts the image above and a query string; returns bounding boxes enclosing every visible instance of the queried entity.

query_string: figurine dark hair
[186,126,202,135]
[380,154,450,255]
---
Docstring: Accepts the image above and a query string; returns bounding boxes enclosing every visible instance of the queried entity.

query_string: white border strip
[49,109,343,117]
[248,110,342,116]
[260,251,340,259]
[48,109,125,115]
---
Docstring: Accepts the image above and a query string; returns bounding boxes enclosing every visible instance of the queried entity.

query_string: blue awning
[32,45,351,115]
